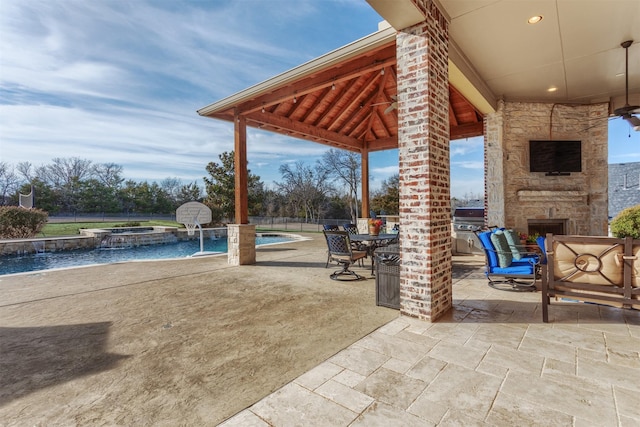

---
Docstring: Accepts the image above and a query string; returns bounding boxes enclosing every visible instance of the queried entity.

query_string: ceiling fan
[613,40,640,130]
[371,95,398,114]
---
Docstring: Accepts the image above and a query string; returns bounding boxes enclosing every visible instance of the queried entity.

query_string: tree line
[0,149,400,224]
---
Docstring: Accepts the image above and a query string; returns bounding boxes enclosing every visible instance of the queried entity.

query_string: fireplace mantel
[517,190,587,202]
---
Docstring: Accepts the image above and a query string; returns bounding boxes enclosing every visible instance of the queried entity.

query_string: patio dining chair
[342,223,366,266]
[342,223,359,234]
[323,224,340,267]
[323,230,367,281]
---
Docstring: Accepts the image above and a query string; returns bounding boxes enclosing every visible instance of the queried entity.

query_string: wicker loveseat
[541,234,640,322]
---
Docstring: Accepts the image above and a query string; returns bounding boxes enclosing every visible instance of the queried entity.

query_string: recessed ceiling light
[528,15,543,24]
[547,86,558,92]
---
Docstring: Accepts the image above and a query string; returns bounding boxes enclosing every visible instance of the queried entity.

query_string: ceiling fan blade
[623,114,640,128]
[384,102,397,114]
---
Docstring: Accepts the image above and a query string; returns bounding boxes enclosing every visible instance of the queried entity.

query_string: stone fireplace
[527,219,567,237]
[484,101,609,237]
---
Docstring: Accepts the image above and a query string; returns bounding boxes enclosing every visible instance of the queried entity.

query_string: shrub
[0,206,49,239]
[113,222,141,228]
[610,204,640,239]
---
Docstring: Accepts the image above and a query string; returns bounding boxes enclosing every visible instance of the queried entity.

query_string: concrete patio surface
[1,232,639,426]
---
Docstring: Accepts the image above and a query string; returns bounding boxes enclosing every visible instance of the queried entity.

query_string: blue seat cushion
[489,264,535,275]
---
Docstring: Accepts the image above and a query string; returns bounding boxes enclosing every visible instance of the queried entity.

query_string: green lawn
[41,220,184,237]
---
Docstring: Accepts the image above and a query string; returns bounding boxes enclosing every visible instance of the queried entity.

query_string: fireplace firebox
[528,219,567,237]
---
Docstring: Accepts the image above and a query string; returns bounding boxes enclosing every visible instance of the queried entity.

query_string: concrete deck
[2,232,639,426]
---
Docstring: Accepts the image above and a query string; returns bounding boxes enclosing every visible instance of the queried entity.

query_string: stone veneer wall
[396,0,451,321]
[485,100,609,236]
[227,224,256,265]
[0,228,228,256]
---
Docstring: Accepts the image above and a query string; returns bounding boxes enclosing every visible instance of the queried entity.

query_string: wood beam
[238,45,396,115]
[366,135,398,151]
[362,148,370,218]
[311,79,357,127]
[327,71,381,132]
[234,112,249,224]
[246,111,364,152]
[449,122,484,140]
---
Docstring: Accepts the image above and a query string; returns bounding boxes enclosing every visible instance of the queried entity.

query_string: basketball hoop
[185,223,197,236]
[176,202,213,256]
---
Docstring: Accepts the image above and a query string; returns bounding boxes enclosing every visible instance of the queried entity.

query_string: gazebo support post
[228,111,256,265]
[358,147,371,233]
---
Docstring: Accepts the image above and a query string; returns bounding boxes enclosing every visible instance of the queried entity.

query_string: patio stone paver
[354,367,426,409]
[224,253,640,426]
[248,382,358,426]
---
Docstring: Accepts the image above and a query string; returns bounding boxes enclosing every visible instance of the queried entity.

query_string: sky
[1,0,638,200]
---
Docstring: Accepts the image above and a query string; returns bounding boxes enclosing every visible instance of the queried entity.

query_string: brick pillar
[397,0,451,321]
[227,224,256,265]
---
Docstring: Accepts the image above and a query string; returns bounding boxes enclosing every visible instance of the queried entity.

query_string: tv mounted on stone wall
[529,140,582,176]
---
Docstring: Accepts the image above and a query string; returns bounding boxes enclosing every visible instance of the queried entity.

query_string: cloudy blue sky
[1,1,637,199]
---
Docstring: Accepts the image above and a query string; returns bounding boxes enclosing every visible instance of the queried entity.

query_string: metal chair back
[342,223,359,234]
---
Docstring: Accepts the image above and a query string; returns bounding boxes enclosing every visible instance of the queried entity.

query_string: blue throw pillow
[490,230,513,268]
[503,229,523,260]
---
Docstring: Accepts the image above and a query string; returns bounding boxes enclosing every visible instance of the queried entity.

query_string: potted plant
[368,218,383,236]
[526,232,540,244]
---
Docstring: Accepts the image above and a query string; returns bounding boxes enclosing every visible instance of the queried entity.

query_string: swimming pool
[0,235,296,276]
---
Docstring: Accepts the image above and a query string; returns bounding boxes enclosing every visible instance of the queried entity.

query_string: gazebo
[199,0,639,322]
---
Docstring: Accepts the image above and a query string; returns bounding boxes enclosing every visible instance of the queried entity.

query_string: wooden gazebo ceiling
[203,40,483,153]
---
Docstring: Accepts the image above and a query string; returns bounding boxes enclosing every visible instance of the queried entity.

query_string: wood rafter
[200,38,483,155]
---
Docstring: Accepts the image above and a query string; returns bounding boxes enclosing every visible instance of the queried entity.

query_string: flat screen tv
[529,140,582,174]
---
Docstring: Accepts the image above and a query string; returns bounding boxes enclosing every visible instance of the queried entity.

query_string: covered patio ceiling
[197,27,484,154]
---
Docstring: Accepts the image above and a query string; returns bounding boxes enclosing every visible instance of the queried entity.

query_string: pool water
[0,235,293,276]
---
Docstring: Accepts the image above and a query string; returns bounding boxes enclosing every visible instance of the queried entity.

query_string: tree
[176,182,203,206]
[371,174,399,215]
[203,151,263,223]
[0,162,21,206]
[93,162,124,190]
[16,161,35,182]
[276,161,332,222]
[77,179,119,213]
[36,157,94,213]
[318,149,361,221]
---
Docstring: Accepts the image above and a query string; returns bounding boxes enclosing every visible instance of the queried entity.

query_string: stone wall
[227,224,256,265]
[485,101,609,236]
[396,0,451,321]
[0,228,228,256]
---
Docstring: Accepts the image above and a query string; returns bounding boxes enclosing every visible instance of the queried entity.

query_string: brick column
[397,0,451,321]
[227,224,256,265]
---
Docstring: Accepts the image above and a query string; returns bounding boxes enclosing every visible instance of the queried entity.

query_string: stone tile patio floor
[222,258,640,427]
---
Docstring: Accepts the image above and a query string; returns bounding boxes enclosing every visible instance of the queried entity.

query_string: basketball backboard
[176,201,212,226]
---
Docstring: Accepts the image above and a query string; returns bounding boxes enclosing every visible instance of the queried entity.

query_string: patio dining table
[349,233,398,274]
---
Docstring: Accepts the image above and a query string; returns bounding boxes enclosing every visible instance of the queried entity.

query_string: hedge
[0,206,49,239]
[610,204,640,239]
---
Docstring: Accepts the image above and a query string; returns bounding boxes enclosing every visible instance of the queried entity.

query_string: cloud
[451,160,484,170]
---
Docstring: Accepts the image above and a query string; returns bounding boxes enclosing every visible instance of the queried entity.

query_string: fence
[47,214,353,233]
[249,217,353,233]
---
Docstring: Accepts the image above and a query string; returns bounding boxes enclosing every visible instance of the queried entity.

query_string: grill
[452,207,484,254]
[453,207,484,231]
